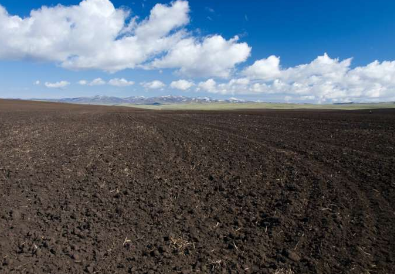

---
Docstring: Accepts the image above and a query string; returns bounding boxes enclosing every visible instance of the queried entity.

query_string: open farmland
[123,102,395,111]
[0,99,394,273]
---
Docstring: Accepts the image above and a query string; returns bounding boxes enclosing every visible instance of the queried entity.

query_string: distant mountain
[333,102,355,105]
[54,95,127,105]
[40,95,250,105]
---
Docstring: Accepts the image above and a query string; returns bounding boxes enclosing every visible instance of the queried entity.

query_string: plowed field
[0,100,394,273]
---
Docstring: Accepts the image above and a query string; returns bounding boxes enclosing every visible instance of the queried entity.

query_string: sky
[0,0,394,103]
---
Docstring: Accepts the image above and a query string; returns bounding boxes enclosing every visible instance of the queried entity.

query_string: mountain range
[39,95,248,105]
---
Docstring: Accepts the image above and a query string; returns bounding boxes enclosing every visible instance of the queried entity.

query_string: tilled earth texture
[0,99,394,274]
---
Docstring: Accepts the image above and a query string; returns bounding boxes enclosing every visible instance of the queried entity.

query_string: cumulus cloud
[242,55,281,80]
[0,0,250,77]
[44,81,70,88]
[170,79,194,90]
[108,78,135,87]
[89,78,106,86]
[34,80,40,85]
[78,78,134,86]
[141,80,166,89]
[151,35,251,78]
[78,80,88,86]
[197,79,217,93]
[198,78,251,95]
[200,54,395,102]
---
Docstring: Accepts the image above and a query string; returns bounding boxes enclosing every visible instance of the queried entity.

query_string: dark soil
[0,99,394,274]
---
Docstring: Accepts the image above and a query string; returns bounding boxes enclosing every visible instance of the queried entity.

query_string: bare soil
[0,99,394,273]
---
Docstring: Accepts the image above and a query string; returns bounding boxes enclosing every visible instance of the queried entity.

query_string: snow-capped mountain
[40,95,250,105]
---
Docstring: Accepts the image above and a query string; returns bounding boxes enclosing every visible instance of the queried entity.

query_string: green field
[120,102,395,111]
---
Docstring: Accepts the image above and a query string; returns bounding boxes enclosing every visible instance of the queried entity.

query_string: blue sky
[0,0,394,102]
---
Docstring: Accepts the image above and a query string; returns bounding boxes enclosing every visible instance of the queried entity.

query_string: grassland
[121,102,395,111]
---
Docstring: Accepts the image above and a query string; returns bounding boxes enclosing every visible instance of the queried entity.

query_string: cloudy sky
[0,0,394,103]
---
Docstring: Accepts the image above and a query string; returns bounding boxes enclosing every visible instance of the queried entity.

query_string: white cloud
[78,80,88,85]
[44,81,70,88]
[141,80,165,89]
[0,0,250,77]
[151,35,251,78]
[201,54,395,102]
[198,78,251,95]
[108,78,135,87]
[79,78,134,87]
[170,79,194,90]
[34,80,40,85]
[89,78,106,86]
[197,79,217,93]
[242,55,281,80]
[284,96,292,102]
